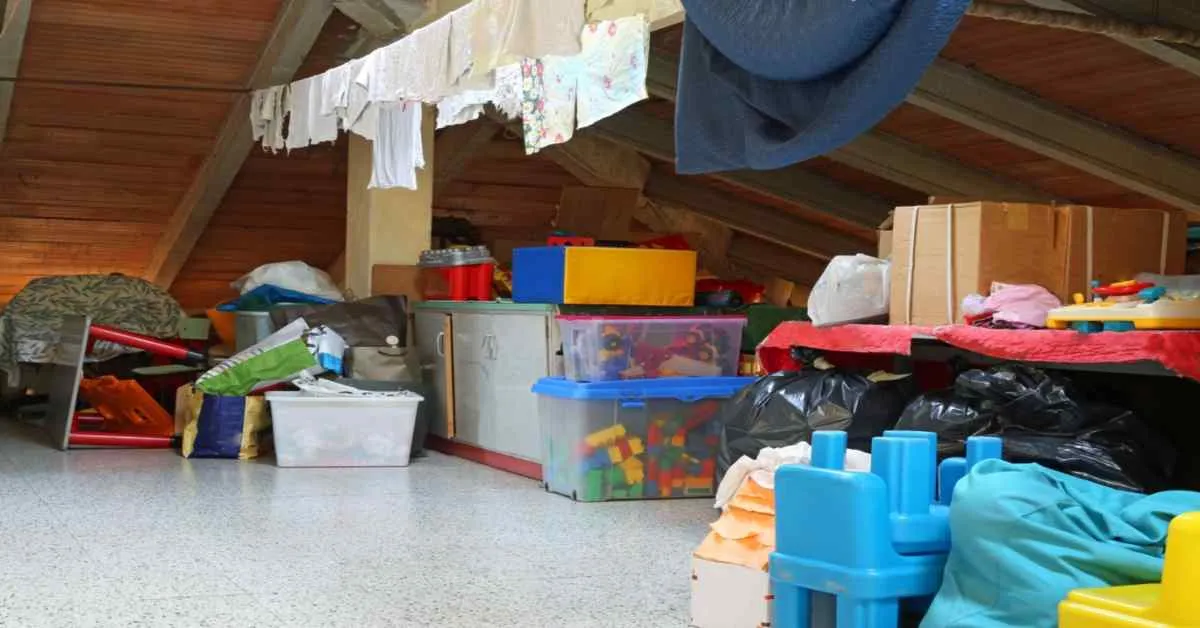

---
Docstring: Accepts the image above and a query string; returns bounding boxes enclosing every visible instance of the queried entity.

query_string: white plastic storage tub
[265,391,423,467]
[557,315,748,382]
[532,376,754,501]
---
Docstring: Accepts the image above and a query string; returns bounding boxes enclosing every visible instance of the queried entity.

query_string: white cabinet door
[414,311,453,438]
[450,313,493,449]
[487,314,550,461]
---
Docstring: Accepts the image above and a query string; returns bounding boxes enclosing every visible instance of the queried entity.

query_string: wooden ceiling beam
[1023,0,1200,78]
[333,0,430,37]
[728,234,827,288]
[0,0,32,145]
[908,59,1200,213]
[592,109,893,228]
[144,0,334,288]
[543,133,651,190]
[645,171,870,260]
[645,52,1056,203]
[433,118,502,196]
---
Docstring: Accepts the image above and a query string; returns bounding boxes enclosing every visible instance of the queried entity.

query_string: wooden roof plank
[908,59,1200,213]
[1025,0,1200,78]
[144,0,334,288]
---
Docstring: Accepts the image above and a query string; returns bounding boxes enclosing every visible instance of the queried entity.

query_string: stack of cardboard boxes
[878,202,1187,326]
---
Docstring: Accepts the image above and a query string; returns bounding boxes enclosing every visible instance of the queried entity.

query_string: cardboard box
[690,557,770,628]
[877,213,894,259]
[889,202,1186,326]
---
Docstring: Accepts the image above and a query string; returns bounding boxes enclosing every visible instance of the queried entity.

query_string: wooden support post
[345,107,435,297]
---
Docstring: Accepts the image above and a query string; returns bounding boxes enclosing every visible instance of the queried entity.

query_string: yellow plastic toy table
[1046,299,1200,331]
[1059,512,1200,627]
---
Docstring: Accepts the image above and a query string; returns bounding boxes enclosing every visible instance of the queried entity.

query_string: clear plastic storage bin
[557,315,748,382]
[265,391,423,467]
[532,376,755,501]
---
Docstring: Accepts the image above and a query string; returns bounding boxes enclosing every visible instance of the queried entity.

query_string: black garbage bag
[896,364,1176,493]
[717,367,916,480]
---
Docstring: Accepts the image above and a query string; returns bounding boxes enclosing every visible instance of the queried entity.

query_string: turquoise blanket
[922,460,1200,627]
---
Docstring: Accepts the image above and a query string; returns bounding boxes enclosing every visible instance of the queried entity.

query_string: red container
[425,262,495,301]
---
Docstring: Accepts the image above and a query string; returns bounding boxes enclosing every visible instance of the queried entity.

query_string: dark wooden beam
[0,0,32,144]
[728,235,827,288]
[593,109,894,228]
[909,59,1200,213]
[433,118,502,197]
[645,171,871,260]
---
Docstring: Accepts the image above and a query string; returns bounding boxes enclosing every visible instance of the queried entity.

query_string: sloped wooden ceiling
[0,0,286,304]
[169,11,361,310]
[5,3,1200,308]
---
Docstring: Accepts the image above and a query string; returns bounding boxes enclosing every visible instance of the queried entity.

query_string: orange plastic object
[1059,511,1200,627]
[206,309,237,346]
[78,376,174,437]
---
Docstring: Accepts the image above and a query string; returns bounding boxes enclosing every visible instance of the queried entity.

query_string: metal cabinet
[414,310,454,438]
[415,303,557,463]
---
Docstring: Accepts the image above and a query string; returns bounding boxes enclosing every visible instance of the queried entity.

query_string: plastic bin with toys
[557,315,748,382]
[532,376,755,502]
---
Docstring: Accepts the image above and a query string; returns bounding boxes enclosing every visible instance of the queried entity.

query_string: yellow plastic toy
[1059,511,1200,627]
[1046,280,1200,331]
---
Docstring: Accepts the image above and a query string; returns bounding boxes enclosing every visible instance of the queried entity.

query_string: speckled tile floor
[0,419,712,627]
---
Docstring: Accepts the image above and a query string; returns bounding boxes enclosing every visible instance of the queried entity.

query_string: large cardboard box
[889,202,1186,326]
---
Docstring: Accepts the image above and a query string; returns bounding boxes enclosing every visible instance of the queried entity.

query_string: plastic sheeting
[717,367,916,480]
[922,459,1200,628]
[675,0,971,173]
[896,364,1176,493]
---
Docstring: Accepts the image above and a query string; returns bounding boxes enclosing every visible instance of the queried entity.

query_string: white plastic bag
[714,442,871,510]
[807,254,891,326]
[232,261,344,301]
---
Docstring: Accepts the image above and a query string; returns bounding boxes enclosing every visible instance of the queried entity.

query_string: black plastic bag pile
[717,366,917,479]
[896,364,1175,493]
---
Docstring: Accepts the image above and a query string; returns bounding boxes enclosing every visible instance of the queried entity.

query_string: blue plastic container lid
[532,376,756,402]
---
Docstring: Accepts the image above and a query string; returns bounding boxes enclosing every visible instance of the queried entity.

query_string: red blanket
[759,322,1200,382]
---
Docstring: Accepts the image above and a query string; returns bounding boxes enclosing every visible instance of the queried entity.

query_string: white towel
[576,16,650,129]
[285,77,315,150]
[471,0,585,76]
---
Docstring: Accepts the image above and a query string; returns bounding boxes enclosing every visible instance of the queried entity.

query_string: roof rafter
[144,0,335,288]
[907,58,1200,213]
[0,0,33,145]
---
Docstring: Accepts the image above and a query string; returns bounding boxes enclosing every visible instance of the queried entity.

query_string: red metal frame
[70,323,198,450]
[425,435,542,481]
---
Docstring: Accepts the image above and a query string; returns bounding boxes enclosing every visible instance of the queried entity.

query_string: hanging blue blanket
[921,460,1200,628]
[676,0,971,174]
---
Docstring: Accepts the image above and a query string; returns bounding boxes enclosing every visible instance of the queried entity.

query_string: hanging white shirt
[369,102,425,191]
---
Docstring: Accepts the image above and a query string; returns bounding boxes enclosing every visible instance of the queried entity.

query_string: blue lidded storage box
[532,376,755,502]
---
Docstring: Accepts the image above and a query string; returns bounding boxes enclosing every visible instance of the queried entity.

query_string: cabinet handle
[436,332,445,357]
[486,334,498,360]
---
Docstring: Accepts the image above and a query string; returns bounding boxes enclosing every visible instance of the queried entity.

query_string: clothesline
[251,0,661,192]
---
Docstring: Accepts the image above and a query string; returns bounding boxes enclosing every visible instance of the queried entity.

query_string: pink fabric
[981,283,1062,328]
